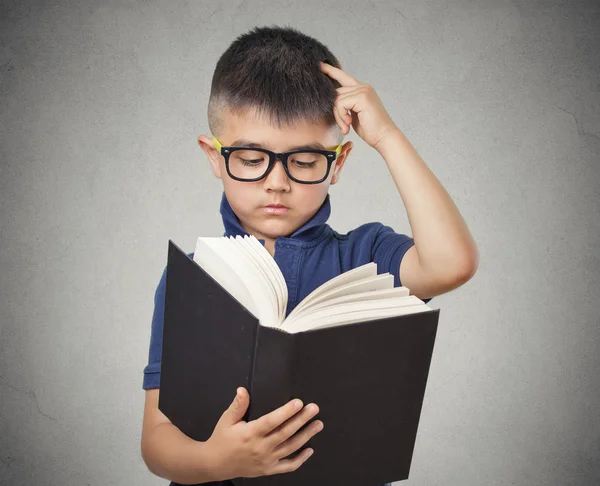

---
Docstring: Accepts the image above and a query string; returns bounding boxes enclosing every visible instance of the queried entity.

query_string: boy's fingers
[250,398,303,436]
[319,61,360,87]
[336,99,353,128]
[269,448,314,475]
[332,105,350,135]
[223,387,249,425]
[266,405,322,453]
[336,86,359,94]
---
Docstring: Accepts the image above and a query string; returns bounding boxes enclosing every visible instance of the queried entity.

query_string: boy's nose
[263,158,291,191]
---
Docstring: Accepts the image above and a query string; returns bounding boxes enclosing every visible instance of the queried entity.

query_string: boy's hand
[320,61,398,151]
[205,387,323,480]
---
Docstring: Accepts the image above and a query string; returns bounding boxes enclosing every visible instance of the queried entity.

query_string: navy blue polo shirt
[143,191,431,390]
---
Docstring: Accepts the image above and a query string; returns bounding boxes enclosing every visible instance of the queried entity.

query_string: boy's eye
[241,159,264,165]
[291,160,317,169]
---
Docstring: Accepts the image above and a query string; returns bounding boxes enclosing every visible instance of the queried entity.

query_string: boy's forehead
[220,108,341,149]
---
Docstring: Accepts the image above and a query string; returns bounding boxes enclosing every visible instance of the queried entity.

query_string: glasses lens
[287,152,329,182]
[228,150,270,180]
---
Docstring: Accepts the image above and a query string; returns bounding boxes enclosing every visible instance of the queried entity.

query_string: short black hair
[208,25,343,141]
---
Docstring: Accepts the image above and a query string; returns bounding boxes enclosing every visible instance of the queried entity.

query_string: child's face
[198,108,353,242]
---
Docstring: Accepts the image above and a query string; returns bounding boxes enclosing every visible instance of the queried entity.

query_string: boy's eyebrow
[230,138,327,151]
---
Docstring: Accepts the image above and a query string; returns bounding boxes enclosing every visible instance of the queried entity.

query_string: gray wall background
[1,0,599,484]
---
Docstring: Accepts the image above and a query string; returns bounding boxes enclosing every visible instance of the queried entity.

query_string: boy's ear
[330,141,353,185]
[197,135,223,179]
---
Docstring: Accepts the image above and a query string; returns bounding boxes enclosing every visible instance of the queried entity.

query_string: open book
[193,234,432,333]
[159,238,440,486]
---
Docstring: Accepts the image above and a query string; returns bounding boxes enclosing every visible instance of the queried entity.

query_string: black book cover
[158,240,440,486]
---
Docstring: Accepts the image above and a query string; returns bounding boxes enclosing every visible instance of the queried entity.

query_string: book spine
[233,327,295,486]
[246,326,295,422]
[244,318,261,423]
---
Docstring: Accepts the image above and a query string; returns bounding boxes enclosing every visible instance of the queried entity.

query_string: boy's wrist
[197,438,230,482]
[373,125,403,155]
[373,126,404,155]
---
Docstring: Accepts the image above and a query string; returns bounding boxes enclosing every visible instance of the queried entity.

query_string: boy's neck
[263,238,276,257]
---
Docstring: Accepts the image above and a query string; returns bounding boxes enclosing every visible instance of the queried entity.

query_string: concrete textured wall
[1,1,598,484]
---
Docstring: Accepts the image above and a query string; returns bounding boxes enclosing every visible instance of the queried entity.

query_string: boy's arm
[400,245,474,301]
[141,389,223,484]
[317,61,478,297]
[374,128,480,300]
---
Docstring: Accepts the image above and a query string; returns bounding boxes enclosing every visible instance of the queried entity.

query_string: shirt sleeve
[371,224,432,304]
[142,266,167,390]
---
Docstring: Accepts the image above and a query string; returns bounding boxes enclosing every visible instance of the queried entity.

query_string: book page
[241,235,288,325]
[284,295,424,330]
[229,236,279,325]
[197,237,276,327]
[285,286,410,323]
[193,238,258,318]
[285,303,432,334]
[290,273,395,320]
[286,262,379,321]
[218,237,279,328]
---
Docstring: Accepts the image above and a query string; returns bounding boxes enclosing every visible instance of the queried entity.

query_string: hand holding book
[205,387,322,481]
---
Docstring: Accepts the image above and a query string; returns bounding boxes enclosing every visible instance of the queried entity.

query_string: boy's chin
[254,218,298,239]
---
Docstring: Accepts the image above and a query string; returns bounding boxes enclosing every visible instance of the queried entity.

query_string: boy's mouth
[264,204,289,214]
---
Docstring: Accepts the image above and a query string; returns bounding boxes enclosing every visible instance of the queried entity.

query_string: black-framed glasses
[212,136,343,184]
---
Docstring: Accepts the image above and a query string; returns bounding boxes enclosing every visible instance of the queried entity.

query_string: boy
[141,26,478,486]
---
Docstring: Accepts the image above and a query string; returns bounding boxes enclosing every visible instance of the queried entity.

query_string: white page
[198,237,275,327]
[284,295,424,330]
[283,286,411,326]
[285,304,431,334]
[292,273,395,319]
[286,262,378,321]
[193,237,258,318]
[229,236,279,325]
[218,237,279,328]
[243,235,288,324]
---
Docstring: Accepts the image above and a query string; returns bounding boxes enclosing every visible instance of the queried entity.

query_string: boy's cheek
[222,183,255,213]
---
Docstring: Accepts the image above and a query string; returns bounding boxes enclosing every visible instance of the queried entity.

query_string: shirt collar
[220,191,331,243]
